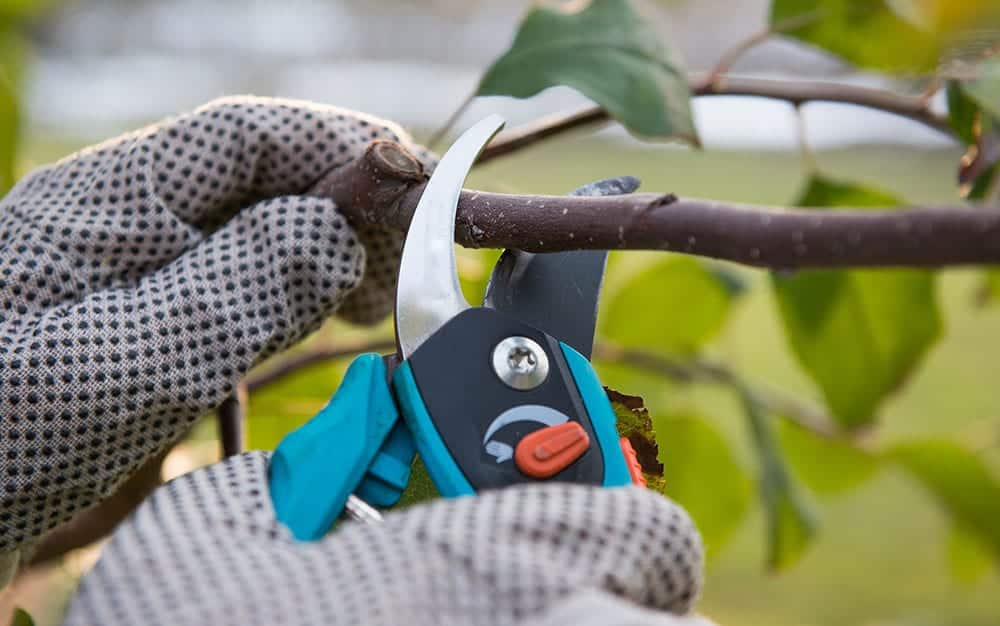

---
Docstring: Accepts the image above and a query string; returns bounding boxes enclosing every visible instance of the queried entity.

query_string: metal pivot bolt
[492,336,549,390]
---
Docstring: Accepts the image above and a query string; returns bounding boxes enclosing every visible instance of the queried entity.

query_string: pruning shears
[269,116,647,540]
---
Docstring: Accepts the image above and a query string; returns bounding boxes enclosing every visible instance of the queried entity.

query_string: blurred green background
[3,0,1000,625]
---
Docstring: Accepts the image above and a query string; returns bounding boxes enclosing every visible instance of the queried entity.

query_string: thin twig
[245,338,397,391]
[705,11,824,87]
[29,451,167,565]
[428,93,475,149]
[478,107,612,164]
[795,105,819,174]
[239,337,846,445]
[217,389,247,458]
[480,76,953,163]
[593,343,845,441]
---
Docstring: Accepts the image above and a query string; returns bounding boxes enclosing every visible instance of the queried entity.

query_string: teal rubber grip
[392,361,474,497]
[559,342,632,487]
[356,421,416,506]
[269,354,400,541]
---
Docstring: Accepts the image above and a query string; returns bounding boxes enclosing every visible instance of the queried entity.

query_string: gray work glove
[0,96,425,580]
[62,452,706,626]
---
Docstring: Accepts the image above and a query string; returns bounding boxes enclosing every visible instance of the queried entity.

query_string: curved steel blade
[395,115,505,359]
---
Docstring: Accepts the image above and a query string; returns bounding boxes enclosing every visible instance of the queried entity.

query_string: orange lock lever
[514,422,591,479]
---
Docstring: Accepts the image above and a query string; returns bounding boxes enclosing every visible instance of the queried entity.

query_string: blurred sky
[26,0,955,150]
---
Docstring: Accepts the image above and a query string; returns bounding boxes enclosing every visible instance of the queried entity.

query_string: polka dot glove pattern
[63,452,705,626]
[0,97,431,561]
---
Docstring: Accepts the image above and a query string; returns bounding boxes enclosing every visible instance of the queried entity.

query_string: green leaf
[458,248,501,306]
[770,0,940,73]
[9,608,35,626]
[0,28,25,195]
[654,413,752,555]
[741,389,819,570]
[602,256,732,355]
[796,174,900,207]
[478,0,696,142]
[773,176,941,428]
[947,80,982,145]
[703,263,750,298]
[965,162,1000,201]
[964,57,1000,121]
[0,0,56,22]
[890,440,1000,558]
[245,358,349,450]
[947,73,1000,201]
[607,389,665,491]
[776,421,880,495]
[397,456,438,508]
[947,524,996,584]
[979,269,1000,306]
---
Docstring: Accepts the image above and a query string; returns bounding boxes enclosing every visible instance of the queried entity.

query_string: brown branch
[593,343,844,441]
[218,389,247,458]
[705,11,825,87]
[479,108,612,163]
[315,141,1000,269]
[29,451,167,565]
[701,77,953,135]
[25,342,394,567]
[479,76,953,163]
[245,338,397,391]
[240,337,847,444]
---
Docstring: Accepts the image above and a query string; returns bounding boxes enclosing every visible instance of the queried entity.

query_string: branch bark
[479,76,953,164]
[593,343,845,441]
[244,338,397,391]
[218,389,247,458]
[316,141,1000,269]
[240,338,851,445]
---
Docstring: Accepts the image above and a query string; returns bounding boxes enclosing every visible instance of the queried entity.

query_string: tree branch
[704,12,825,87]
[29,451,167,565]
[238,338,850,446]
[218,389,247,458]
[593,343,845,441]
[315,141,1000,269]
[479,76,953,164]
[245,338,397,391]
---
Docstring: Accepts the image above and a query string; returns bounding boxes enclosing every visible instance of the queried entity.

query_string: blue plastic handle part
[355,420,416,507]
[392,361,475,497]
[269,354,400,541]
[559,342,632,487]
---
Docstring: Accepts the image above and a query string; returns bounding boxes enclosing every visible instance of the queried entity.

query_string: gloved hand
[62,452,706,626]
[0,96,429,580]
[1,96,711,625]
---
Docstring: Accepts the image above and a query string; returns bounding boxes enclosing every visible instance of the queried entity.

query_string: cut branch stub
[309,140,426,225]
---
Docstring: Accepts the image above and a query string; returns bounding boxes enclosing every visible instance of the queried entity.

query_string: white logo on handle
[482,405,570,464]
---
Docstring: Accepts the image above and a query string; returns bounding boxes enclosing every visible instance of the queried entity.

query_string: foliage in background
[476,0,696,142]
[469,0,1000,576]
[8,608,35,626]
[1,0,999,614]
[0,21,24,194]
[773,176,941,427]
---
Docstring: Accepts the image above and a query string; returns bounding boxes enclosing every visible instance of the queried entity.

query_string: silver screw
[492,336,549,390]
